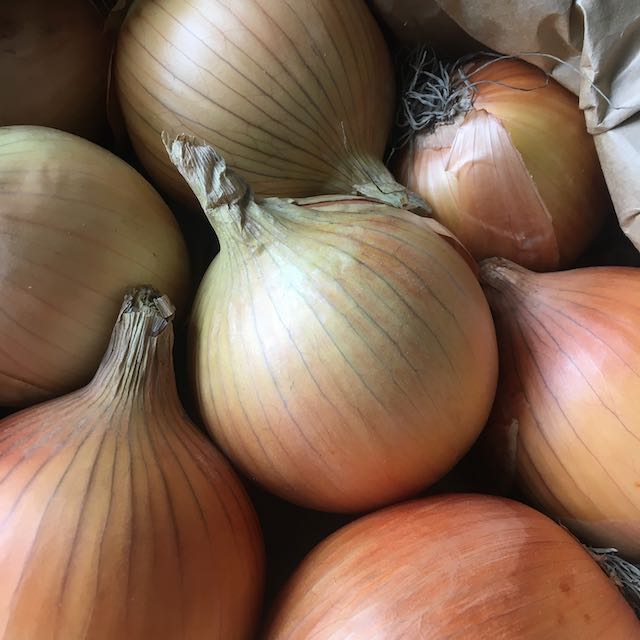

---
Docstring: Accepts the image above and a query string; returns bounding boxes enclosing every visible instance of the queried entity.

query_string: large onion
[479,258,640,560]
[114,0,423,210]
[0,125,189,407]
[165,136,498,513]
[0,288,264,639]
[0,0,113,139]
[265,494,640,638]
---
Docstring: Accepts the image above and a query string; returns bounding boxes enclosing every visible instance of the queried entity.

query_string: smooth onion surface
[265,494,640,639]
[0,126,189,407]
[479,259,640,561]
[0,0,112,139]
[115,0,401,207]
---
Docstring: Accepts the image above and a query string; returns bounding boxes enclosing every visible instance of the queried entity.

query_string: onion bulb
[265,494,640,639]
[165,135,497,513]
[114,0,424,211]
[395,55,610,271]
[0,287,264,639]
[479,258,640,561]
[0,126,189,407]
[0,0,112,139]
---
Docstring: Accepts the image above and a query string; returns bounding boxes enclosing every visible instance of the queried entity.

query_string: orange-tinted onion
[479,258,640,560]
[265,494,640,639]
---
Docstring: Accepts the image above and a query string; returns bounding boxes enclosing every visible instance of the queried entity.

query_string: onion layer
[0,126,189,407]
[479,258,640,560]
[166,136,497,513]
[265,494,640,638]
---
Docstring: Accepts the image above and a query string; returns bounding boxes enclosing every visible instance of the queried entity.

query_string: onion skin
[0,288,264,639]
[0,126,190,407]
[479,258,640,561]
[167,136,498,513]
[0,0,112,140]
[396,58,609,271]
[114,0,421,210]
[265,494,640,639]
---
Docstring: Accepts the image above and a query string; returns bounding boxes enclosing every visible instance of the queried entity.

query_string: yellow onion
[479,258,640,560]
[0,125,189,407]
[265,494,640,639]
[165,135,497,513]
[0,0,113,140]
[114,0,424,211]
[0,287,264,639]
[395,56,610,271]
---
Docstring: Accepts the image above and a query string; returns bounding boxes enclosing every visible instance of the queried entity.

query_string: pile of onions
[115,0,424,210]
[395,56,610,271]
[0,0,113,140]
[479,258,640,560]
[265,494,640,638]
[165,135,498,513]
[0,288,264,639]
[0,126,189,407]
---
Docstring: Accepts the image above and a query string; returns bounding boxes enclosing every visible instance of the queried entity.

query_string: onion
[479,258,640,560]
[395,55,610,271]
[165,135,498,512]
[0,0,112,140]
[265,494,640,638]
[0,287,264,639]
[0,125,189,407]
[114,0,424,211]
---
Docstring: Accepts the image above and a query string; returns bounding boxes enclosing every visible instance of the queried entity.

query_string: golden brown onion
[479,258,640,560]
[166,135,497,513]
[265,494,640,639]
[0,125,189,407]
[0,288,264,639]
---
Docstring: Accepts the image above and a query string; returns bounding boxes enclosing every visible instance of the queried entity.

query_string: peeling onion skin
[265,494,640,639]
[0,289,265,640]
[395,58,609,271]
[114,0,422,211]
[479,258,640,561]
[0,126,190,407]
[167,136,498,513]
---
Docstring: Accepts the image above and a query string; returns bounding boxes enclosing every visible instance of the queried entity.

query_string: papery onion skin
[395,58,609,271]
[114,0,417,209]
[167,136,498,513]
[479,258,640,561]
[0,288,264,640]
[0,0,112,140]
[265,494,640,639]
[0,125,190,407]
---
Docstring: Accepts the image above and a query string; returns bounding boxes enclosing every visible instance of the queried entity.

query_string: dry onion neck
[589,548,640,617]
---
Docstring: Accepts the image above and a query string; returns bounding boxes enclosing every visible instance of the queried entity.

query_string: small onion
[0,288,264,639]
[265,494,640,639]
[0,0,112,139]
[479,258,640,560]
[395,56,610,271]
[115,0,424,210]
[0,126,189,407]
[165,135,497,513]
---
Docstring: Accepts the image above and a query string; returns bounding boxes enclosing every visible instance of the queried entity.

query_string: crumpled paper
[371,0,640,249]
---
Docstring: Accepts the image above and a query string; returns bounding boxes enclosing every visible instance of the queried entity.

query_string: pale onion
[0,0,113,140]
[479,257,640,561]
[265,494,640,639]
[165,135,498,513]
[395,55,610,271]
[0,287,264,639]
[0,125,189,407]
[114,0,425,211]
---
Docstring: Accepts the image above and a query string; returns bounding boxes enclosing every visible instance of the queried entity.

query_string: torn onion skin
[166,135,498,513]
[396,58,610,271]
[264,494,640,639]
[479,258,640,560]
[0,288,264,639]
